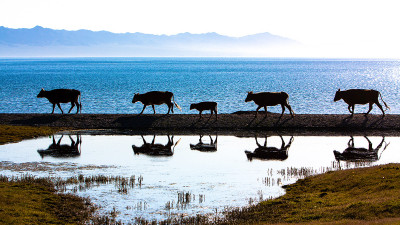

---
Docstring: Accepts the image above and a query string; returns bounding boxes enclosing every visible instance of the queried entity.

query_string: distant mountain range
[0,26,301,57]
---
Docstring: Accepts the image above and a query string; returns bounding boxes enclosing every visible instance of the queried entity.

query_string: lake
[1,58,400,114]
[0,134,398,223]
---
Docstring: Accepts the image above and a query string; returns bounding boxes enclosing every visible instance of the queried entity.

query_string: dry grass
[0,125,66,145]
[221,164,400,224]
[0,175,94,225]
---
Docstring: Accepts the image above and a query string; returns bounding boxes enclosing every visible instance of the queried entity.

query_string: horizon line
[0,25,285,39]
[0,56,399,60]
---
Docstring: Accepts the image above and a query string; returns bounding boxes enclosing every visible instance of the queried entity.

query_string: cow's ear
[248,91,253,94]
[338,88,340,92]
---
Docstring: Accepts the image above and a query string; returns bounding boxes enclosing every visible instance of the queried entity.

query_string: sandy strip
[1,113,400,136]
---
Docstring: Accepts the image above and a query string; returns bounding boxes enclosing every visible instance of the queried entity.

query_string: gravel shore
[1,113,400,136]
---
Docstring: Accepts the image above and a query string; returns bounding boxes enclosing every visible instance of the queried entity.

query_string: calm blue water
[0,58,400,114]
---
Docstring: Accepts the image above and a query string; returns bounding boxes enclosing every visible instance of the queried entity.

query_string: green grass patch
[222,164,400,224]
[0,176,94,225]
[0,125,66,145]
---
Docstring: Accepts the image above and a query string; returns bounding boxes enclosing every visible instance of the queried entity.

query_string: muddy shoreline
[1,113,400,136]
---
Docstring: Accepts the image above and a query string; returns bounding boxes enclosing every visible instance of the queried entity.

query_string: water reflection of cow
[37,135,82,158]
[333,136,389,162]
[132,135,180,156]
[189,135,218,152]
[245,135,294,161]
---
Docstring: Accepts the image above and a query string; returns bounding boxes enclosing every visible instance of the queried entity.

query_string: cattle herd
[37,88,390,118]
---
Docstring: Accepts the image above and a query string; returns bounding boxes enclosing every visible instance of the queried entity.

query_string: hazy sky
[1,0,400,57]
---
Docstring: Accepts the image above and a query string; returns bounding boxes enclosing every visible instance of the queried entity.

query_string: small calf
[190,101,218,119]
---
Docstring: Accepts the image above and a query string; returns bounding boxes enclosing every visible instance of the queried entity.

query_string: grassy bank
[0,125,65,145]
[2,166,400,225]
[2,125,400,224]
[0,176,94,225]
[222,164,400,224]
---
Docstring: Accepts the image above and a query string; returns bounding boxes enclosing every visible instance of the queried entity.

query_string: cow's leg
[348,105,355,116]
[365,136,373,151]
[68,102,75,114]
[348,136,354,147]
[199,110,202,118]
[152,105,156,114]
[255,106,262,117]
[167,134,172,144]
[141,135,147,144]
[366,103,374,115]
[166,102,173,114]
[74,100,80,114]
[347,105,352,114]
[57,103,64,114]
[166,103,171,114]
[69,135,76,146]
[280,104,286,117]
[51,104,56,114]
[139,105,147,114]
[255,136,262,147]
[375,101,385,116]
[57,135,63,145]
[284,103,294,118]
[277,135,284,149]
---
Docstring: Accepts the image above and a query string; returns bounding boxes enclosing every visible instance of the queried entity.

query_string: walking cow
[334,89,389,116]
[190,101,218,119]
[245,91,294,118]
[132,91,181,114]
[37,88,81,114]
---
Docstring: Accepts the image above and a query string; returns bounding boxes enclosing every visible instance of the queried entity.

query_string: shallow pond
[0,134,399,223]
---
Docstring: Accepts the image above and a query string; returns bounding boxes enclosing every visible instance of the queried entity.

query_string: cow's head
[334,89,342,101]
[189,103,196,110]
[132,93,140,103]
[37,88,46,98]
[245,91,254,102]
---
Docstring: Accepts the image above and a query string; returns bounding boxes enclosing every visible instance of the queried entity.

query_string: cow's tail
[172,94,182,111]
[78,93,82,113]
[379,92,390,111]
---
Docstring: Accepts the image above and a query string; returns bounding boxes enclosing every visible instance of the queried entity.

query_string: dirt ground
[1,112,400,136]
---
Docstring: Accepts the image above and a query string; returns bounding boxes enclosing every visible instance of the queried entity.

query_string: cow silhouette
[190,102,218,119]
[132,91,181,114]
[189,135,218,152]
[245,91,294,118]
[333,136,389,162]
[132,135,179,156]
[245,135,294,161]
[334,89,389,116]
[37,88,82,114]
[37,135,81,158]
